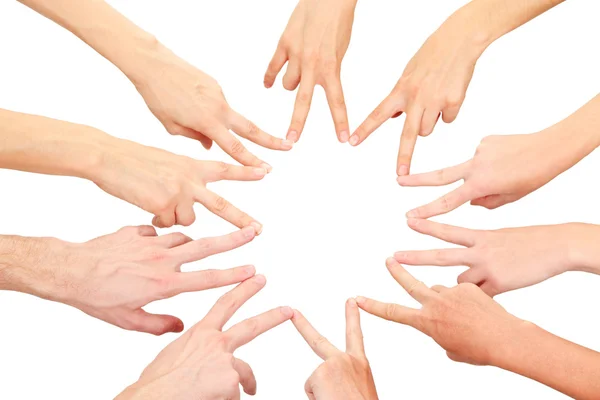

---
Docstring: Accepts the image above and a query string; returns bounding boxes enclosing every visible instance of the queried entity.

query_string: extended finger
[349,95,400,146]
[397,106,425,176]
[203,161,268,183]
[292,309,340,360]
[287,74,316,142]
[324,76,350,143]
[202,275,267,330]
[264,45,288,88]
[345,298,365,357]
[169,226,257,264]
[355,296,419,328]
[170,265,257,296]
[233,358,257,395]
[212,127,264,167]
[225,306,293,350]
[406,184,475,219]
[393,249,474,267]
[195,189,258,231]
[230,111,293,151]
[420,109,441,137]
[406,218,476,247]
[385,258,434,303]
[396,161,470,187]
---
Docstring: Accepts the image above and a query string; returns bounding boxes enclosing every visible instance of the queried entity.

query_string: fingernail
[349,135,359,146]
[406,210,418,218]
[250,222,263,235]
[244,265,256,275]
[260,163,273,173]
[287,130,298,142]
[280,306,294,318]
[355,296,366,305]
[242,225,257,238]
[339,130,349,143]
[281,139,294,150]
[253,168,267,177]
[292,309,301,320]
[253,274,266,285]
[348,298,357,307]
[398,165,409,176]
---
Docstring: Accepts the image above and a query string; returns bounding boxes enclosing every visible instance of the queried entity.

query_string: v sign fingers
[293,310,341,360]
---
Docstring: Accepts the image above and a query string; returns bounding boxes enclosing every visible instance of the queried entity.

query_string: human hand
[395,219,599,297]
[292,300,378,399]
[264,0,357,143]
[400,130,580,218]
[117,276,293,400]
[357,258,524,366]
[95,138,265,229]
[49,225,259,335]
[133,47,292,166]
[350,12,485,175]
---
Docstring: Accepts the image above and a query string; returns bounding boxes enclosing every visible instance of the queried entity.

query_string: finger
[202,275,267,330]
[152,211,176,229]
[212,127,264,167]
[136,225,158,237]
[175,202,196,227]
[167,124,213,150]
[385,257,434,304]
[355,296,419,328]
[457,268,485,286]
[282,56,301,91]
[126,309,183,336]
[393,249,474,267]
[420,109,441,137]
[198,134,213,150]
[264,45,288,88]
[171,265,257,295]
[304,377,317,400]
[406,184,475,219]
[431,285,449,293]
[225,306,293,350]
[349,95,400,146]
[233,358,257,396]
[479,281,500,297]
[396,161,470,187]
[324,77,350,143]
[287,74,316,142]
[406,218,476,247]
[442,103,462,124]
[157,232,193,249]
[397,106,425,176]
[230,111,293,151]
[195,189,259,232]
[292,309,340,360]
[203,161,268,183]
[169,226,257,264]
[345,298,365,357]
[471,194,517,210]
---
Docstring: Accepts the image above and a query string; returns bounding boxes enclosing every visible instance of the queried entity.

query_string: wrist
[440,4,495,60]
[564,223,600,275]
[488,319,539,370]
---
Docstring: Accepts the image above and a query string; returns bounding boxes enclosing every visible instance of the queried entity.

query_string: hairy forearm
[493,321,600,399]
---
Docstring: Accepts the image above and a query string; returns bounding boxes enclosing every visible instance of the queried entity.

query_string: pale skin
[350,0,565,175]
[265,0,357,143]
[18,0,292,167]
[292,300,378,400]
[116,276,293,400]
[400,94,600,218]
[395,219,600,297]
[0,109,264,230]
[0,225,259,335]
[358,258,600,399]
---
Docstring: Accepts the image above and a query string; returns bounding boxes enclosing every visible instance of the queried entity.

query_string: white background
[1,0,600,399]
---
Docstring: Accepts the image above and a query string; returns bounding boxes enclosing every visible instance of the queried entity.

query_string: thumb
[126,309,184,336]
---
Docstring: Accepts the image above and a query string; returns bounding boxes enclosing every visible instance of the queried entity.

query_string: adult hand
[357,258,524,366]
[95,139,265,230]
[117,276,293,400]
[52,225,259,335]
[293,300,378,399]
[400,131,578,219]
[264,0,357,143]
[395,219,596,296]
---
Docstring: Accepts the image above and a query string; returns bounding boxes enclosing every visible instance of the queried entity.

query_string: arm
[18,0,290,164]
[351,0,566,175]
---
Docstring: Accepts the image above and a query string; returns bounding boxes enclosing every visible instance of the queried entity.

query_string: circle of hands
[7,0,600,399]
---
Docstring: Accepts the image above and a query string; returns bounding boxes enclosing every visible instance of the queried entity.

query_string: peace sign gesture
[292,300,379,400]
[117,276,293,400]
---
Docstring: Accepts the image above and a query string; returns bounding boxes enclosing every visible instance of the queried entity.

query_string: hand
[117,276,293,400]
[395,219,595,297]
[134,46,292,166]
[400,130,580,219]
[357,258,524,366]
[350,12,484,175]
[49,225,259,335]
[292,300,378,400]
[95,139,265,229]
[264,0,357,143]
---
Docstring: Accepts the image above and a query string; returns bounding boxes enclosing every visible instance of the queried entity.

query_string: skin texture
[396,219,600,297]
[357,258,600,399]
[0,225,259,335]
[116,276,293,400]
[0,109,264,230]
[350,0,565,175]
[18,0,291,167]
[292,300,378,400]
[400,94,600,218]
[265,0,357,143]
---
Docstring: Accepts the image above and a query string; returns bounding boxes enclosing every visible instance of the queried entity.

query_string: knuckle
[385,303,398,320]
[297,91,311,105]
[303,49,319,64]
[229,140,246,156]
[311,335,328,350]
[217,161,230,175]
[245,121,260,137]
[321,58,339,75]
[217,292,240,313]
[202,269,221,287]
[213,196,229,213]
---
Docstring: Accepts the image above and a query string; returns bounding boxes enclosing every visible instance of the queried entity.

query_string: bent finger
[264,45,288,88]
[233,358,257,396]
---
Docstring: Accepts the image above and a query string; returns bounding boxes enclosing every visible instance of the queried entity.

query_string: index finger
[292,309,341,360]
[211,127,265,168]
[397,106,424,176]
[195,188,260,233]
[385,257,434,304]
[406,184,475,219]
[225,306,293,350]
[324,76,350,143]
[287,73,316,142]
[345,298,365,357]
[396,161,470,187]
[349,94,400,146]
[229,111,293,151]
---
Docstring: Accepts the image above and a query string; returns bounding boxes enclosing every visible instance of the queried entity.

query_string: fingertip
[397,164,409,176]
[355,296,366,306]
[281,139,294,150]
[339,130,349,143]
[385,257,399,269]
[242,225,257,239]
[287,130,299,143]
[347,298,358,308]
[250,222,263,235]
[406,209,419,218]
[244,265,257,276]
[253,274,267,286]
[173,320,184,333]
[259,163,273,174]
[280,306,294,319]
[349,134,359,146]
[407,218,420,228]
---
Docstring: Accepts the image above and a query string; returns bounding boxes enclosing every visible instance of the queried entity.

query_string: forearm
[565,223,600,275]
[493,321,600,399]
